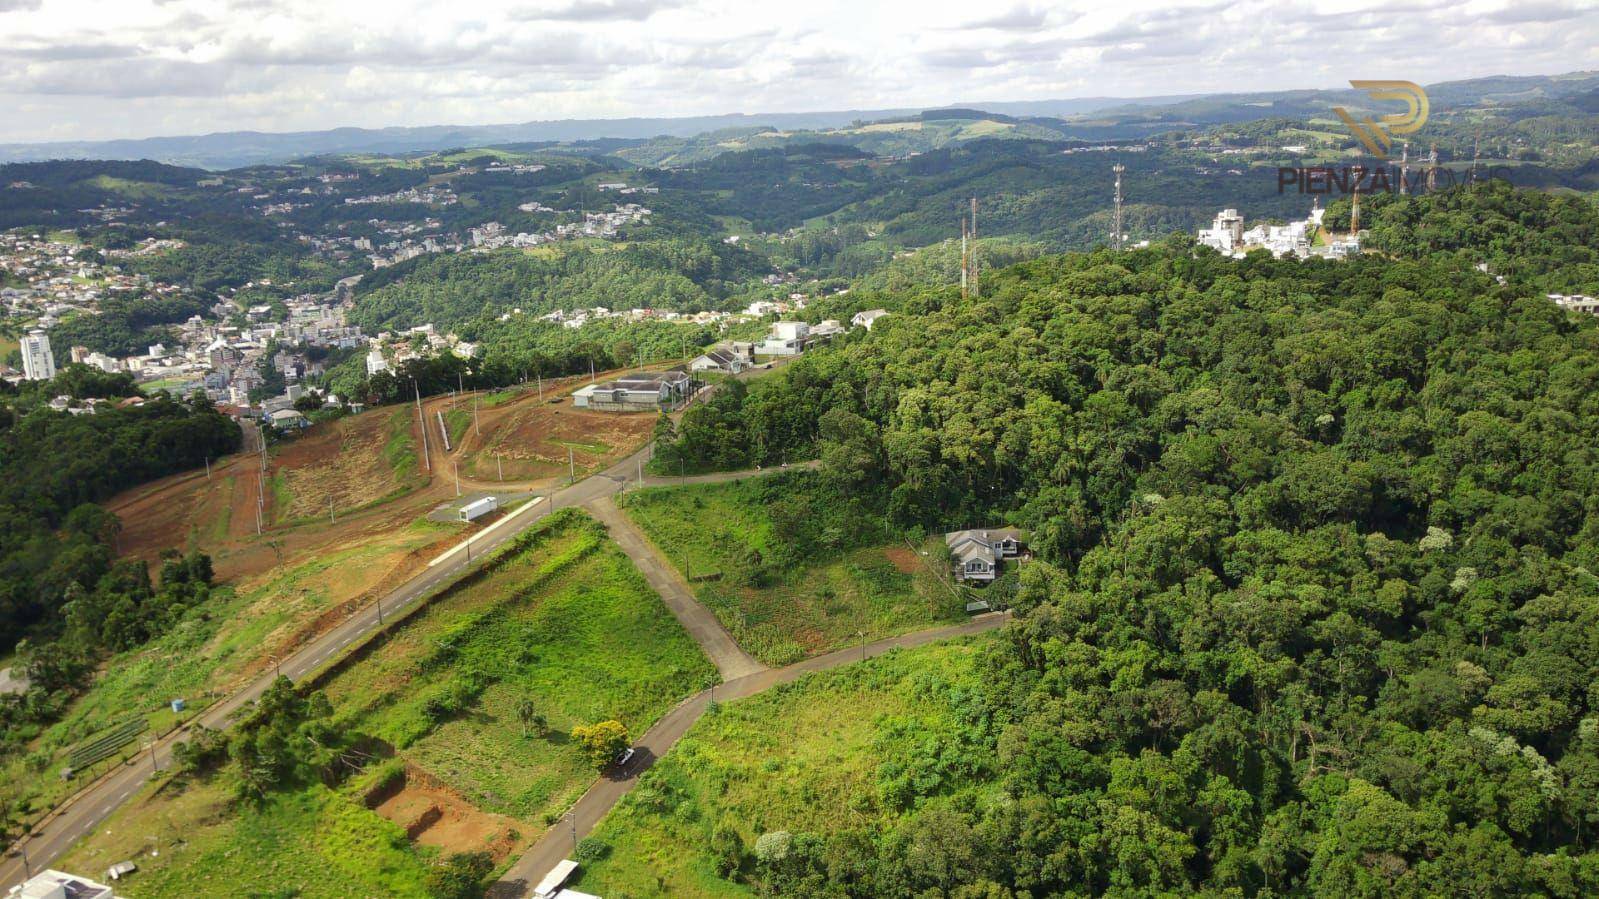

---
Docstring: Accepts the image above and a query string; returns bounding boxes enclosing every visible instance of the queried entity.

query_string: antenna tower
[1112,163,1126,249]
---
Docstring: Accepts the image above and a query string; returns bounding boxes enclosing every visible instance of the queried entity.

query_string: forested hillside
[0,373,238,664]
[650,186,1599,894]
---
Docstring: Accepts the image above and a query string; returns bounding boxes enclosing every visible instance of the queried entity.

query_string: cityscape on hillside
[2,2,1599,898]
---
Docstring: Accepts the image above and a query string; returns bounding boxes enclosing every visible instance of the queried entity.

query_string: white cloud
[0,0,1593,143]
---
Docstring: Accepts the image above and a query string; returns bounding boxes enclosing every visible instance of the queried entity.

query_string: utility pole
[453,460,461,497]
[413,378,431,471]
[329,496,335,524]
[1350,169,1362,233]
[473,395,480,435]
[204,456,211,479]
[568,446,575,484]
[496,454,503,482]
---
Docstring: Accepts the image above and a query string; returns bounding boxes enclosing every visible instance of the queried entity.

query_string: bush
[574,837,612,863]
[424,851,493,899]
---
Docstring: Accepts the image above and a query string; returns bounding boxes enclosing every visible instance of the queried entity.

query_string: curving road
[0,421,782,892]
[487,611,1012,899]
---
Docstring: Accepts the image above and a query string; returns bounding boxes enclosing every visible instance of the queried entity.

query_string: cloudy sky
[1,0,1596,143]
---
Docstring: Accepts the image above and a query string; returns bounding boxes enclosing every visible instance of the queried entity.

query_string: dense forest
[653,185,1599,894]
[0,370,239,728]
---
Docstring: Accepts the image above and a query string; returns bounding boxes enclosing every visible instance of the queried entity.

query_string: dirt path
[487,612,1013,899]
[584,496,764,680]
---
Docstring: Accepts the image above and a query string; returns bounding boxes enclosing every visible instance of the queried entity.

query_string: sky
[0,0,1596,144]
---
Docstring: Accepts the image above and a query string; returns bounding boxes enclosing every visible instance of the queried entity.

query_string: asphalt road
[0,432,773,891]
[0,361,804,890]
[487,611,1012,899]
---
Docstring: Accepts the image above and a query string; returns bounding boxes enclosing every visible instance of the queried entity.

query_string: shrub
[574,837,612,863]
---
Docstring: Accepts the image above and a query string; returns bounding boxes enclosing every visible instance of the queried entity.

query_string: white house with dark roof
[945,528,1026,582]
[689,345,748,374]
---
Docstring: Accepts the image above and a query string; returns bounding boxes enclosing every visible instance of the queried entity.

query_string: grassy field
[618,478,964,665]
[1,520,455,827]
[573,635,998,897]
[59,510,716,895]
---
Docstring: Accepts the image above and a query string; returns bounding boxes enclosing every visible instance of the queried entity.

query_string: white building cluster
[1196,201,1359,260]
[1550,294,1599,316]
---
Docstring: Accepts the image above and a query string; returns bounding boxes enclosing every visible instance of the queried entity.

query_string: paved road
[0,435,778,890]
[0,363,806,890]
[488,611,1011,899]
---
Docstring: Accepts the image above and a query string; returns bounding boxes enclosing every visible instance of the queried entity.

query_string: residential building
[1551,294,1599,316]
[851,309,890,330]
[572,370,692,410]
[946,528,1027,583]
[757,321,810,356]
[21,329,55,381]
[689,345,748,374]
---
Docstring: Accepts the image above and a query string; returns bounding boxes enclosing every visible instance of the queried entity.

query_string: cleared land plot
[618,477,965,665]
[573,636,997,897]
[273,407,424,523]
[60,511,716,896]
[106,403,429,585]
[458,398,654,482]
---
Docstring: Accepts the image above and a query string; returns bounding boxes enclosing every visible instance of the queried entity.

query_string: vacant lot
[274,407,425,523]
[573,636,997,897]
[459,392,654,482]
[60,511,716,895]
[620,478,965,664]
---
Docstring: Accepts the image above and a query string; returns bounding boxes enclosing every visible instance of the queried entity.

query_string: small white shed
[458,496,498,522]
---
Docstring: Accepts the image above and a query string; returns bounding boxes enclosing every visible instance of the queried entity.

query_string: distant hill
[2,72,1594,170]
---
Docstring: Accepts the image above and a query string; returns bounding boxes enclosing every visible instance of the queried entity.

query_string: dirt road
[585,496,764,680]
[0,437,770,892]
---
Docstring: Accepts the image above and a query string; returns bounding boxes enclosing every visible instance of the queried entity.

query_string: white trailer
[458,496,498,522]
[533,859,579,899]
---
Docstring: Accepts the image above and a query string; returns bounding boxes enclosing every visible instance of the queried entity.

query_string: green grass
[0,531,446,824]
[574,635,997,897]
[383,407,421,481]
[60,776,434,898]
[321,510,715,821]
[58,511,716,896]
[268,470,293,523]
[619,479,964,665]
[443,407,472,447]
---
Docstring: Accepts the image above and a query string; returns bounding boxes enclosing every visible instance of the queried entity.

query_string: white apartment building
[21,329,56,381]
